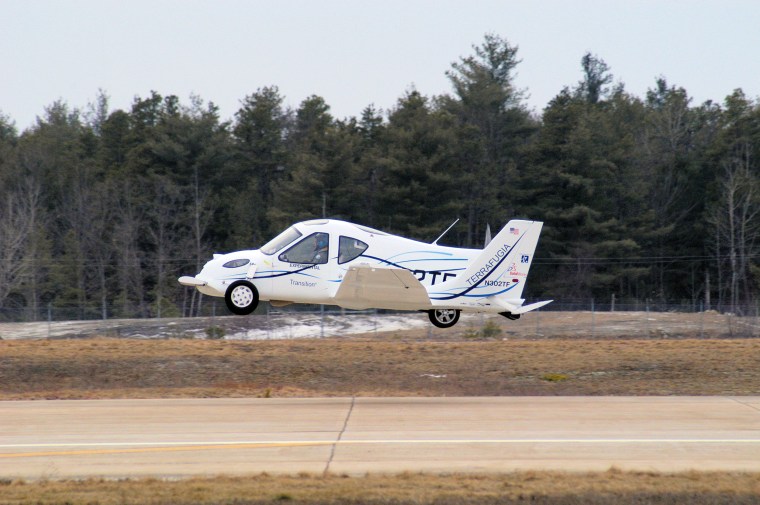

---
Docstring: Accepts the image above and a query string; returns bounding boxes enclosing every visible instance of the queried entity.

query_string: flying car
[178,219,551,328]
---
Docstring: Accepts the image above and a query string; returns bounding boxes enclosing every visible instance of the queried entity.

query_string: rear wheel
[428,309,460,328]
[225,280,259,315]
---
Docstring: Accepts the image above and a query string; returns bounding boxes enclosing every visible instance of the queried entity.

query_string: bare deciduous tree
[708,142,760,314]
[0,182,40,307]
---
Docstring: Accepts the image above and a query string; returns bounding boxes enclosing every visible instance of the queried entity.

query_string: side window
[338,236,368,264]
[278,232,329,265]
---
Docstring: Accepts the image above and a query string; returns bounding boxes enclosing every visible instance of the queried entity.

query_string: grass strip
[1,471,759,504]
[2,337,760,398]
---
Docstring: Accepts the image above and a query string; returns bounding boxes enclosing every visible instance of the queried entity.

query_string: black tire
[428,309,460,328]
[224,280,259,315]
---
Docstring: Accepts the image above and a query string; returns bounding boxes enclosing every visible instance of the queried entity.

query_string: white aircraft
[178,219,552,328]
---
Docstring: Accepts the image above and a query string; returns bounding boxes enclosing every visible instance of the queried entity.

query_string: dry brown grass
[1,336,760,399]
[2,324,759,503]
[1,471,760,504]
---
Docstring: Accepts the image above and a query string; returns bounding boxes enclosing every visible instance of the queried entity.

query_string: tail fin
[429,220,544,304]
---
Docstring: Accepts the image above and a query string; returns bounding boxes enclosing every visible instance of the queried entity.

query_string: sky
[2,0,760,131]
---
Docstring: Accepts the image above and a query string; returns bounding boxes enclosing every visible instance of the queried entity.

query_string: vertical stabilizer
[428,220,543,302]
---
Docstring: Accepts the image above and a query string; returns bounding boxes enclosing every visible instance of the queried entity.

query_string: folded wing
[333,264,431,310]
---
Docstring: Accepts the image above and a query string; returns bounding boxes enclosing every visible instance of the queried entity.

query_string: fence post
[611,293,615,312]
[591,299,595,338]
[47,302,52,339]
[699,300,704,338]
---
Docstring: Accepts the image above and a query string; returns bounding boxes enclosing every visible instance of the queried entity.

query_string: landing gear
[225,280,259,315]
[428,309,461,328]
[500,311,521,321]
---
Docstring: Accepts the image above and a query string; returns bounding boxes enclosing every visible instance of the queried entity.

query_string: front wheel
[225,280,259,315]
[428,309,460,328]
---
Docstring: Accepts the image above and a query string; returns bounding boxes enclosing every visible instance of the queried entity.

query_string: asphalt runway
[1,397,759,479]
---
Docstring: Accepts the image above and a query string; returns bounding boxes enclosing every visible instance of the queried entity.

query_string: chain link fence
[1,298,759,340]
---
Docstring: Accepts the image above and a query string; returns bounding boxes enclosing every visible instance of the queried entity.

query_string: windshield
[260,226,303,255]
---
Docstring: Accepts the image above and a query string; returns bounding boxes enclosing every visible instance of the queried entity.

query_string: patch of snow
[225,314,430,340]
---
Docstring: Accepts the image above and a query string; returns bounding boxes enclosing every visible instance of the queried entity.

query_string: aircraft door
[269,232,330,302]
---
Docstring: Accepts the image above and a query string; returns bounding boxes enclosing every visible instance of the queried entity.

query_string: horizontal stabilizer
[333,264,431,310]
[510,299,553,315]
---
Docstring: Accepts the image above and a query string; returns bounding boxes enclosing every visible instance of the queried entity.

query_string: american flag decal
[509,227,519,235]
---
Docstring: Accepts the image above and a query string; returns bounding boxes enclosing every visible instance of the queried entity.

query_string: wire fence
[3,297,758,323]
[1,299,759,340]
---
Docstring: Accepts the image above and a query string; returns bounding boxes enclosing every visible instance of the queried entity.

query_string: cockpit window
[261,226,302,255]
[338,236,368,264]
[279,232,329,265]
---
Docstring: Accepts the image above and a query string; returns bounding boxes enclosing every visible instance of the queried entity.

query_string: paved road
[1,397,759,479]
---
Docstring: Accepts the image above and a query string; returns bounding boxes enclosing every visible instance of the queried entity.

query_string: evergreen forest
[1,35,759,320]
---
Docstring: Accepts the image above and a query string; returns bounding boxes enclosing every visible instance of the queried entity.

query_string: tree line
[1,34,759,320]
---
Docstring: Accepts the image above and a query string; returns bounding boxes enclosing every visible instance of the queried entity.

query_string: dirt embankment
[2,337,759,399]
